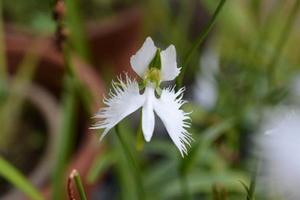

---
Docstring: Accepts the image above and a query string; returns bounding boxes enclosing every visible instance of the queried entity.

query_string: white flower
[258,109,300,199]
[92,37,192,156]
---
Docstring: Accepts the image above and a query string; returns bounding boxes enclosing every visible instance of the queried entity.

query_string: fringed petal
[91,75,145,140]
[154,87,192,156]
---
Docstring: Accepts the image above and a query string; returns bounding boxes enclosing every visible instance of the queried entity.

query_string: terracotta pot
[87,6,142,75]
[3,28,105,199]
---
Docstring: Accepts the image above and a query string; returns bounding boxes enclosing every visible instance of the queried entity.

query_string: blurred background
[0,0,300,199]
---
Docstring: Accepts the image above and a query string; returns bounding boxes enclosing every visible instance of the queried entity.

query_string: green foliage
[0,43,39,149]
[70,170,88,200]
[176,0,227,89]
[0,156,44,200]
[51,74,77,200]
[2,0,300,199]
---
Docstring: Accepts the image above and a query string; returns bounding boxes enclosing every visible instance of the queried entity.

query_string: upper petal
[142,86,156,142]
[91,75,145,140]
[153,87,192,156]
[130,37,157,78]
[160,45,181,81]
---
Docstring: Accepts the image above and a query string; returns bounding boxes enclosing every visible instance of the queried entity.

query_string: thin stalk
[65,0,91,61]
[70,170,88,200]
[180,172,193,200]
[0,156,44,200]
[0,1,7,84]
[246,159,260,200]
[176,0,227,89]
[115,124,145,200]
[51,45,77,200]
[136,113,144,151]
[266,0,300,83]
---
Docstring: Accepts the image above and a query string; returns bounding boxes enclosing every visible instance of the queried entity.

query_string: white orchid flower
[258,109,300,199]
[92,37,192,156]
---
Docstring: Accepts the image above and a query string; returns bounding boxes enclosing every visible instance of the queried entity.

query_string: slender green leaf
[115,124,145,200]
[162,171,247,199]
[70,170,87,200]
[65,0,91,61]
[144,160,176,189]
[180,119,235,174]
[0,45,39,148]
[113,128,138,200]
[0,156,44,200]
[0,1,6,82]
[176,0,227,89]
[136,113,144,151]
[266,0,300,81]
[52,46,77,200]
[87,150,116,184]
[239,181,251,197]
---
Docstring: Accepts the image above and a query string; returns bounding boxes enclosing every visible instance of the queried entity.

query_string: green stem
[266,0,300,83]
[0,1,7,84]
[0,156,44,200]
[65,0,91,61]
[246,159,260,200]
[136,112,144,151]
[176,0,227,89]
[180,172,193,200]
[52,45,77,200]
[115,124,145,200]
[71,170,88,200]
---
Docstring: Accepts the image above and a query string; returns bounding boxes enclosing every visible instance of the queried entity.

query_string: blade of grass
[87,150,116,184]
[51,47,77,200]
[245,158,260,200]
[0,0,6,83]
[178,119,234,200]
[136,113,144,151]
[176,0,227,89]
[69,170,88,200]
[266,0,300,83]
[180,119,235,174]
[52,1,90,198]
[162,171,247,199]
[114,132,138,200]
[115,124,145,200]
[65,0,91,61]
[0,43,40,148]
[180,172,193,200]
[0,156,44,200]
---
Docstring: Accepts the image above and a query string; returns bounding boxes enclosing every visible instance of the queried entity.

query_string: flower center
[144,68,161,88]
[143,48,162,88]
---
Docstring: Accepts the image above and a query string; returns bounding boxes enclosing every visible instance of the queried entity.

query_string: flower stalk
[136,114,144,151]
[115,124,145,199]
[0,156,44,200]
[52,1,78,199]
[68,170,88,200]
[0,0,6,85]
[176,0,227,89]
